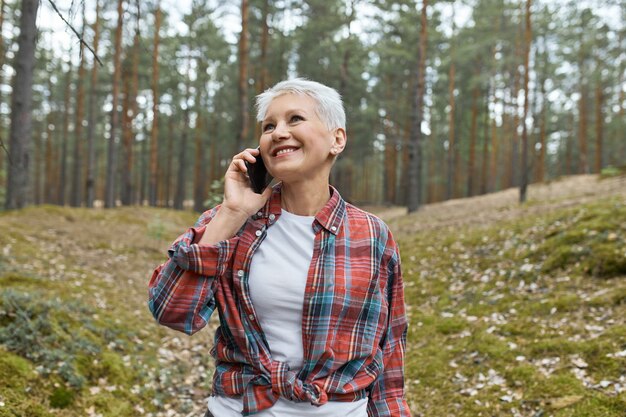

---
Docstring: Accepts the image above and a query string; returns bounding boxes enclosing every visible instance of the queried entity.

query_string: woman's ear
[331,128,347,155]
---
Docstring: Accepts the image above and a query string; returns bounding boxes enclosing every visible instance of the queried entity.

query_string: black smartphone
[244,147,273,194]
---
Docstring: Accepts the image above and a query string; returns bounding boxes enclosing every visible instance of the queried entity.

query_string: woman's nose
[271,122,290,141]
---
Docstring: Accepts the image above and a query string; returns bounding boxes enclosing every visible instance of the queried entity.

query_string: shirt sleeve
[367,234,410,417]
[147,206,240,335]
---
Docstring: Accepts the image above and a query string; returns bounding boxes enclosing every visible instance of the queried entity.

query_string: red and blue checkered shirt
[148,185,409,416]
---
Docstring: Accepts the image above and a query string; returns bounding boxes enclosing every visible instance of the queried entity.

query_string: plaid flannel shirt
[148,185,410,416]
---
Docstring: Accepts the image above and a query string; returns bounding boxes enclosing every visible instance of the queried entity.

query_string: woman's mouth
[273,147,299,157]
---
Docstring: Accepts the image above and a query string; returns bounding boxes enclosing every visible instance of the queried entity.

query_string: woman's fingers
[231,148,259,173]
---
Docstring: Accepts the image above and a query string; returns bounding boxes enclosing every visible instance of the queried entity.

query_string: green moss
[529,339,579,356]
[559,394,626,416]
[583,243,626,278]
[0,350,31,388]
[580,340,626,380]
[49,387,75,408]
[101,351,130,385]
[435,317,466,335]
[530,372,585,399]
[471,331,514,361]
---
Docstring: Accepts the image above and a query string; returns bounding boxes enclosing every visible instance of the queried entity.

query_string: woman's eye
[290,115,303,122]
[263,124,274,132]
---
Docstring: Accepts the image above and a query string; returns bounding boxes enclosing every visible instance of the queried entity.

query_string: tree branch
[47,0,103,66]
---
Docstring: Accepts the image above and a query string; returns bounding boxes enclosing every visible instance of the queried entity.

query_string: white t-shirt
[208,209,368,416]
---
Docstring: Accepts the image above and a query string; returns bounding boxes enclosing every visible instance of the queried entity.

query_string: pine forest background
[1,0,624,212]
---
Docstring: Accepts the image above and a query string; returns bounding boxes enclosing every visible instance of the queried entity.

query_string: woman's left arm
[367,234,411,417]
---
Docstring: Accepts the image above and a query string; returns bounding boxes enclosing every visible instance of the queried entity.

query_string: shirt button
[269,213,276,221]
[255,230,262,237]
[249,315,255,321]
[237,270,244,277]
[331,226,337,232]
[257,211,263,217]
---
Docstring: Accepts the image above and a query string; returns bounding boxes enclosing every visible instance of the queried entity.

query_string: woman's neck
[280,181,330,216]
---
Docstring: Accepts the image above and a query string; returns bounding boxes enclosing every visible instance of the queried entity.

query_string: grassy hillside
[0,175,624,416]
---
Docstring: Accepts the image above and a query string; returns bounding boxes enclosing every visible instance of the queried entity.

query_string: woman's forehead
[265,93,317,114]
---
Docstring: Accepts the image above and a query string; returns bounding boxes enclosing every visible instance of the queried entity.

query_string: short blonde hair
[255,78,346,131]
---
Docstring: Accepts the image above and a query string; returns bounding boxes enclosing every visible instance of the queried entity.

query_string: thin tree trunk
[149,4,162,206]
[174,112,189,210]
[5,0,39,210]
[236,0,250,151]
[70,3,87,207]
[121,68,133,205]
[105,0,124,208]
[140,122,148,205]
[519,0,531,203]
[129,4,140,204]
[59,57,72,205]
[85,0,101,208]
[34,127,41,204]
[163,118,173,207]
[489,104,499,192]
[594,82,603,173]
[44,107,55,204]
[578,60,588,174]
[565,116,573,176]
[253,0,270,141]
[0,0,6,182]
[194,93,206,212]
[446,22,456,201]
[536,76,547,182]
[480,93,489,195]
[467,82,479,197]
[407,0,428,213]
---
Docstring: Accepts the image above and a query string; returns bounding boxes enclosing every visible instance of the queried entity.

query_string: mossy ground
[0,206,211,417]
[399,194,626,416]
[0,176,624,416]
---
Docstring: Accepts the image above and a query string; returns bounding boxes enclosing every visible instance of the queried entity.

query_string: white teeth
[276,148,296,156]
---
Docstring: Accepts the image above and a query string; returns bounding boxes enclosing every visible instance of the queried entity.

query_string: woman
[148,79,410,417]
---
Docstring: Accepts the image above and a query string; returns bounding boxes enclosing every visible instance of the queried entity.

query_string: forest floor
[0,173,625,417]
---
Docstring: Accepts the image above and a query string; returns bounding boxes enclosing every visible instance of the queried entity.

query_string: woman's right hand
[221,148,273,218]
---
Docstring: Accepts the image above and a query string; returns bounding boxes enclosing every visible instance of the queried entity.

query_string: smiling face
[259,93,346,185]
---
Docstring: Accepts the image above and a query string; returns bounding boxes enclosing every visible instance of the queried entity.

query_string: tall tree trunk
[0,0,6,182]
[71,2,87,207]
[105,0,124,208]
[164,117,174,207]
[140,122,149,205]
[254,0,270,141]
[34,127,41,204]
[120,67,133,205]
[193,115,205,212]
[565,114,573,175]
[578,60,588,174]
[236,0,250,151]
[194,84,206,213]
[174,111,189,210]
[85,0,101,208]
[446,20,456,201]
[489,104,499,192]
[536,76,547,183]
[467,82,480,197]
[149,4,162,206]
[519,0,531,203]
[407,0,428,213]
[5,0,39,210]
[480,94,489,195]
[129,5,140,204]
[594,82,603,173]
[59,57,72,205]
[44,105,55,204]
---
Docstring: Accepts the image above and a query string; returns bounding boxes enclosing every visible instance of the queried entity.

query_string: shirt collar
[261,183,345,235]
